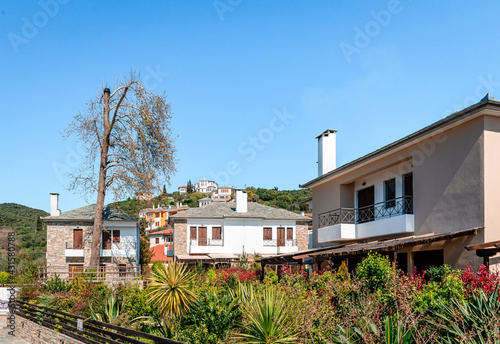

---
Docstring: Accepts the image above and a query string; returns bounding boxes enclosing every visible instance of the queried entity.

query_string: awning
[176,255,210,260]
[260,227,480,265]
[208,253,239,260]
[465,238,500,265]
[311,228,480,258]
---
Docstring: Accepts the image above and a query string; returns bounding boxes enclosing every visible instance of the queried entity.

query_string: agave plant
[146,262,197,317]
[235,288,298,344]
[432,287,500,343]
[90,292,141,329]
[334,316,413,344]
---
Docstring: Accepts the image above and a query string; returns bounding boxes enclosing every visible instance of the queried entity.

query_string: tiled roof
[148,229,173,236]
[150,245,173,262]
[42,204,137,222]
[170,202,310,221]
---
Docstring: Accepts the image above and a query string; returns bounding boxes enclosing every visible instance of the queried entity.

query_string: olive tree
[65,73,176,267]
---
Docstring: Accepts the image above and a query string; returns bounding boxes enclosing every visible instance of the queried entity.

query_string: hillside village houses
[42,193,140,280]
[147,228,174,264]
[261,94,500,273]
[169,190,310,264]
[139,205,189,232]
[179,178,233,201]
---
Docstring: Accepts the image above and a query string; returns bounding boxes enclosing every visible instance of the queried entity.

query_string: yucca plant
[432,287,500,343]
[234,289,298,344]
[334,316,414,344]
[147,262,197,317]
[90,292,141,329]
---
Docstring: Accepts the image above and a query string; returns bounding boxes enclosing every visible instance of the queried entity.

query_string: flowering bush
[460,263,500,294]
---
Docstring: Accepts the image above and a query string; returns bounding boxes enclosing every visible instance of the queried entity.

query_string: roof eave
[301,99,500,189]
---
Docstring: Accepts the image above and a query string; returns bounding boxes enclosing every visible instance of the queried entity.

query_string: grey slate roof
[170,202,310,221]
[42,204,137,222]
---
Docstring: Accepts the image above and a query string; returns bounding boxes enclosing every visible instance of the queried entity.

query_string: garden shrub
[426,264,454,282]
[356,252,395,293]
[45,274,70,293]
[264,268,279,285]
[414,271,465,312]
[179,292,240,343]
[461,264,500,294]
[0,271,10,284]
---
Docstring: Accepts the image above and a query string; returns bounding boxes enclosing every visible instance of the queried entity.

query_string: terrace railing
[190,238,224,246]
[13,300,184,344]
[319,196,413,228]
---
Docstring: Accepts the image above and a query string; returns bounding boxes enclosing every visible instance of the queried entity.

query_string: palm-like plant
[90,292,141,329]
[432,287,500,343]
[146,262,197,317]
[235,289,298,344]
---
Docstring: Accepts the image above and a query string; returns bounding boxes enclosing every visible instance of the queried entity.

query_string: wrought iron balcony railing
[263,239,297,247]
[319,196,413,228]
[66,241,83,249]
[190,238,224,246]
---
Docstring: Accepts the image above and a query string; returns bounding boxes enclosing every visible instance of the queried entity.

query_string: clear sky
[1,1,500,213]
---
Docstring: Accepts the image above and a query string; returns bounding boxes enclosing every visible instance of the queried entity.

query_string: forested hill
[111,187,312,219]
[0,203,48,230]
[0,203,49,273]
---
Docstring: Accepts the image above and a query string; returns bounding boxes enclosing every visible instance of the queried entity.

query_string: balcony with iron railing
[263,239,297,247]
[318,196,414,242]
[190,238,224,247]
[101,242,138,257]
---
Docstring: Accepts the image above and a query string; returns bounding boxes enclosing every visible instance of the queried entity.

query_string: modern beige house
[262,94,500,272]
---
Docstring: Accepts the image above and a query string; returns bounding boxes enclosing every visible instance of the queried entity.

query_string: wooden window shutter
[263,227,272,240]
[286,227,293,240]
[212,227,221,240]
[113,230,120,243]
[190,226,197,239]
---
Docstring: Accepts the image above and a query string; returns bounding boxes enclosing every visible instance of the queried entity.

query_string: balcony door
[198,227,207,246]
[403,173,413,214]
[73,229,83,249]
[277,227,285,247]
[357,186,374,223]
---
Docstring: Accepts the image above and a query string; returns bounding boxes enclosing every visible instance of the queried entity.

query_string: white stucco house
[170,190,310,263]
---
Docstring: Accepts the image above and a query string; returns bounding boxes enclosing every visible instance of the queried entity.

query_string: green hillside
[0,203,48,273]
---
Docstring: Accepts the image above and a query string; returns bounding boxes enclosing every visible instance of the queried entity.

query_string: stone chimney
[50,193,61,216]
[317,129,337,177]
[235,190,247,213]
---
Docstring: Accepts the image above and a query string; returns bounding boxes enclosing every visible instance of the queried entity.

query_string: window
[286,227,293,240]
[113,230,120,243]
[73,228,83,249]
[212,227,222,240]
[384,178,396,208]
[155,237,160,244]
[263,227,272,240]
[119,264,127,277]
[102,230,111,249]
[190,226,197,239]
[277,227,285,247]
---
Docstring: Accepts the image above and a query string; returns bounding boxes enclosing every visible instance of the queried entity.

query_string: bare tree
[65,73,176,267]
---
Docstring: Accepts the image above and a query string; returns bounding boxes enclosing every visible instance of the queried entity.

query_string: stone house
[42,193,140,279]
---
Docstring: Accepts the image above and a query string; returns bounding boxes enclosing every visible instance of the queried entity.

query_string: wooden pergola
[466,239,500,266]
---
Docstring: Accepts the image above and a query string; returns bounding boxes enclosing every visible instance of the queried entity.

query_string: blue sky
[1,1,500,213]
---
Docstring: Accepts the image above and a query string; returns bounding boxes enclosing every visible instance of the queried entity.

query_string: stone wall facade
[14,316,83,344]
[46,221,137,280]
[173,221,188,256]
[296,222,309,252]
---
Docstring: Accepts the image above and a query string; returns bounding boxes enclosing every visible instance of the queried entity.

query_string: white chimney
[235,190,248,213]
[50,193,61,216]
[317,129,337,177]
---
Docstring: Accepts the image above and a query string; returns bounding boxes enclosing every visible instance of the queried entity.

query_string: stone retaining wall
[13,316,84,344]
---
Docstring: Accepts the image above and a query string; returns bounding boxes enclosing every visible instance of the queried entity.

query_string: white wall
[187,218,298,255]
[101,221,139,262]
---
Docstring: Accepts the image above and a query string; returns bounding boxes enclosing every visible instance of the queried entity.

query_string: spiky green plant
[89,292,141,329]
[147,262,197,317]
[235,289,297,344]
[432,287,500,343]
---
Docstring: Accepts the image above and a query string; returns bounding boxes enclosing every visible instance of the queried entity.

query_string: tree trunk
[89,88,111,268]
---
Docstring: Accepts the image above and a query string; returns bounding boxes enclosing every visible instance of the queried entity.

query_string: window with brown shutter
[277,227,285,247]
[102,230,111,249]
[155,237,160,244]
[190,226,197,239]
[113,230,120,243]
[263,227,272,240]
[286,227,293,240]
[212,227,221,240]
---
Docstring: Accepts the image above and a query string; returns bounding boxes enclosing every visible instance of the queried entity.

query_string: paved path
[0,327,29,343]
